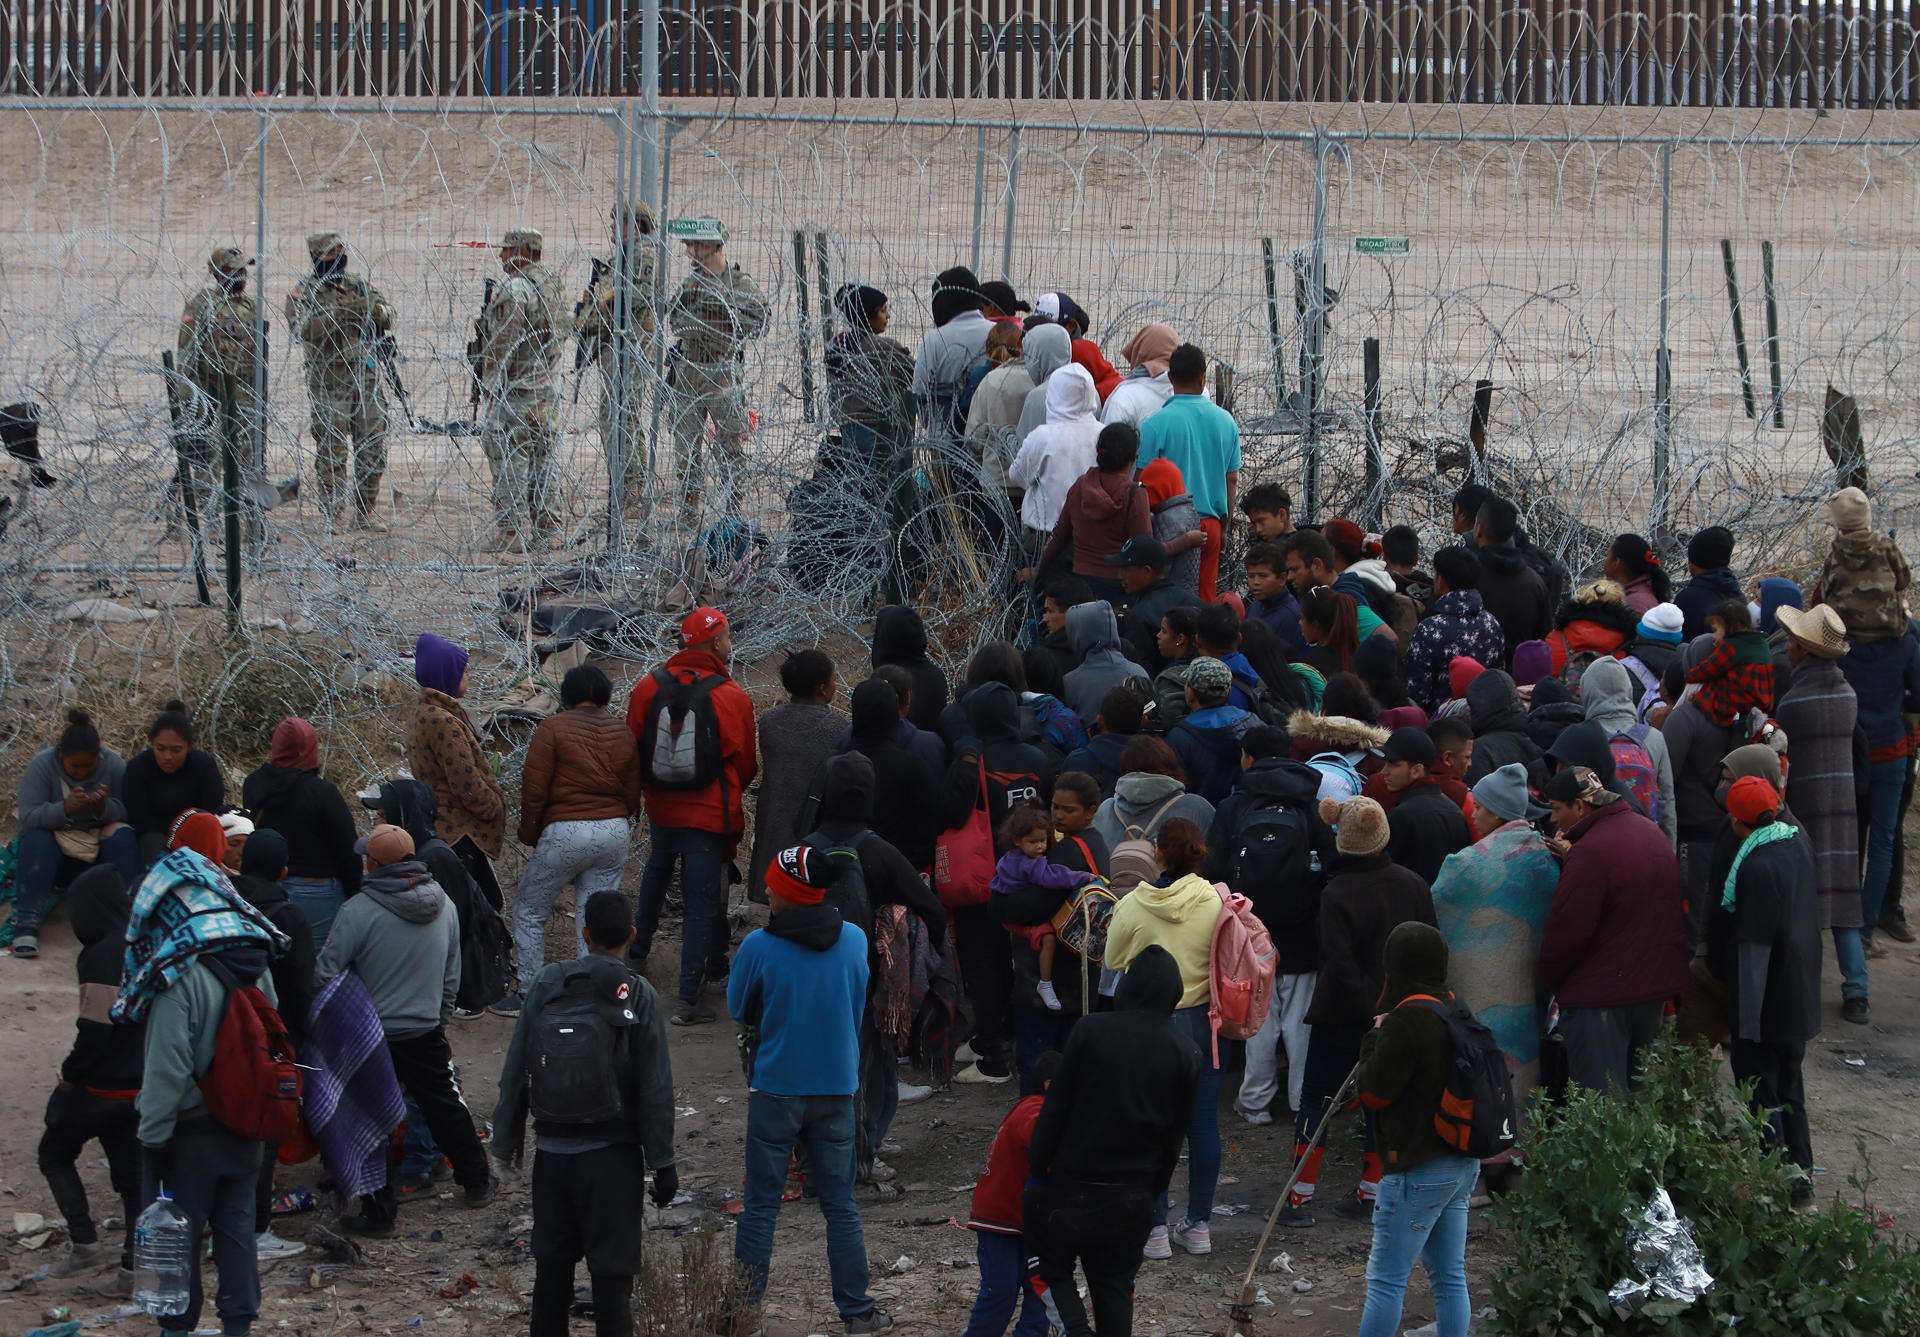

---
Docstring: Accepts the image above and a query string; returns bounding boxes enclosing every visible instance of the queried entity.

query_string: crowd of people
[13,269,1917,1337]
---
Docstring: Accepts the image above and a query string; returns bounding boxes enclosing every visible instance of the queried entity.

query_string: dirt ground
[0,820,1917,1337]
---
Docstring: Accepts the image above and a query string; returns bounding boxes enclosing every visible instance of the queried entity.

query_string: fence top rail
[5,97,1920,152]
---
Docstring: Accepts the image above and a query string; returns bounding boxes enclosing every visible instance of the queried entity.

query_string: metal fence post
[970,125,987,273]
[252,105,268,533]
[1301,130,1329,523]
[1653,141,1672,538]
[645,121,677,491]
[607,109,630,552]
[1000,126,1021,282]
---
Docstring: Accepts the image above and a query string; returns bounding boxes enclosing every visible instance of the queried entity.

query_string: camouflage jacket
[176,287,259,396]
[284,273,392,392]
[1817,530,1913,644]
[670,263,769,365]
[481,263,567,398]
[573,246,658,362]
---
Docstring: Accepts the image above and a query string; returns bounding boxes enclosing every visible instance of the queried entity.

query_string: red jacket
[1537,799,1687,1008]
[1545,621,1628,675]
[1071,339,1121,404]
[966,1093,1045,1235]
[625,648,759,843]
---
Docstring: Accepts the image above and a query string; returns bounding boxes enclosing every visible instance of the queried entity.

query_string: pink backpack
[1207,883,1278,1065]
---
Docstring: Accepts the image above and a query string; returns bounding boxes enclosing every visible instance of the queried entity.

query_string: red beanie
[167,809,227,864]
[1449,656,1486,702]
[764,845,828,906]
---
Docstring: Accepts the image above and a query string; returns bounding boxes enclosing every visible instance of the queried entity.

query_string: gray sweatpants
[511,817,631,991]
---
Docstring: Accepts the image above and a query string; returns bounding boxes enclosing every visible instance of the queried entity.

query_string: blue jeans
[1861,758,1906,936]
[735,1092,874,1323]
[1358,1155,1479,1337]
[963,1230,1049,1337]
[1157,1005,1223,1225]
[1833,927,1869,1003]
[282,876,346,948]
[14,827,139,934]
[633,825,727,1005]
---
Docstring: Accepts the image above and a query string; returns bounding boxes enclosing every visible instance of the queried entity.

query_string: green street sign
[667,217,727,241]
[1354,236,1412,257]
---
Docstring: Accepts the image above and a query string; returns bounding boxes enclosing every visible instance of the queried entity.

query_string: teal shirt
[1136,394,1243,521]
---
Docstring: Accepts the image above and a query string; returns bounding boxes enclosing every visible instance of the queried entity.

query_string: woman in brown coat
[407,633,506,910]
[496,664,640,1013]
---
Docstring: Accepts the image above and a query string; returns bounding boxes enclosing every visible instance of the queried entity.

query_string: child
[1243,541,1303,648]
[1381,523,1434,613]
[1815,485,1912,644]
[962,1051,1062,1337]
[1240,482,1293,541]
[992,805,1096,1012]
[1686,598,1776,726]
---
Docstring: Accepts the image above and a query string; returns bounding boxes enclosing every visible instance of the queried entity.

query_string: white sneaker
[1141,1225,1172,1260]
[1236,1107,1275,1126]
[256,1230,307,1260]
[955,1041,981,1064]
[1171,1218,1212,1255]
[953,1062,1011,1086]
[897,1081,934,1105]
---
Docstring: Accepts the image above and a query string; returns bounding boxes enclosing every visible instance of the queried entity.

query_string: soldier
[284,232,393,528]
[667,218,768,529]
[574,201,657,529]
[172,246,260,537]
[479,227,568,547]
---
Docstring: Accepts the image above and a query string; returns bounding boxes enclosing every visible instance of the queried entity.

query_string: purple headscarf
[414,633,469,697]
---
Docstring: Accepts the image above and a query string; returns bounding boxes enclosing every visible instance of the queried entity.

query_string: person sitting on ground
[1165,656,1257,804]
[492,890,677,1337]
[1605,532,1672,618]
[1113,537,1203,674]
[1379,727,1472,886]
[1135,458,1208,597]
[870,604,949,735]
[991,805,1098,1015]
[407,632,508,910]
[1812,485,1912,645]
[505,663,641,1016]
[41,865,144,1291]
[1544,578,1639,678]
[1673,524,1742,642]
[1100,321,1181,426]
[1063,685,1145,797]
[231,830,315,1263]
[321,824,496,1234]
[1354,922,1484,1337]
[1381,523,1434,615]
[1061,599,1151,726]
[217,811,253,875]
[122,700,225,870]
[1686,598,1777,725]
[1038,422,1152,601]
[13,708,139,960]
[749,648,843,896]
[963,1050,1062,1337]
[1708,777,1821,1209]
[1244,539,1304,649]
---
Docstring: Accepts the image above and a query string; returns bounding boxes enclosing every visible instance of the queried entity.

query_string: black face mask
[220,276,247,297]
[314,253,347,279]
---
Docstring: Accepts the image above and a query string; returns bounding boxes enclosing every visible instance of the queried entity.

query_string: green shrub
[1487,1039,1920,1336]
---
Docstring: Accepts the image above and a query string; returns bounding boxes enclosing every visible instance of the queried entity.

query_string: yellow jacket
[1105,872,1219,1009]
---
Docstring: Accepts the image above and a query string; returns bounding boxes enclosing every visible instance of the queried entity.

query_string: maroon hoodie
[1048,467,1151,578]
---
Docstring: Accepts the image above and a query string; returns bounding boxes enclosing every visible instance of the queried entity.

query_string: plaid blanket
[112,848,288,1024]
[303,972,404,1198]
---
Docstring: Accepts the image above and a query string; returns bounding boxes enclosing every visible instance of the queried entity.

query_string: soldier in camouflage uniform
[574,201,658,527]
[1814,485,1913,644]
[667,219,768,528]
[285,231,393,528]
[172,246,260,536]
[479,227,568,547]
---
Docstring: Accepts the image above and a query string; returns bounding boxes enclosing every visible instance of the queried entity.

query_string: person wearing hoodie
[1136,457,1208,597]
[231,830,315,1262]
[1580,657,1678,846]
[320,824,495,1234]
[1165,656,1256,804]
[1545,719,1648,819]
[843,678,943,871]
[124,817,287,1337]
[39,865,144,1289]
[1287,698,1391,804]
[1661,634,1752,952]
[240,716,361,944]
[1544,578,1640,677]
[1380,728,1472,886]
[1090,736,1216,854]
[1039,421,1152,594]
[1673,525,1742,642]
[1758,577,1806,705]
[1025,944,1200,1336]
[1538,767,1688,1095]
[1470,497,1551,664]
[1013,321,1074,449]
[1524,677,1586,756]
[406,632,508,910]
[728,845,891,1334]
[870,604,950,735]
[965,321,1034,498]
[1619,602,1686,714]
[1136,344,1241,601]
[1027,290,1120,403]
[13,708,139,960]
[1204,731,1335,1126]
[1815,488,1914,646]
[1009,362,1103,553]
[1060,599,1151,726]
[1286,797,1436,1224]
[1354,923,1482,1337]
[1405,547,1507,713]
[1064,685,1144,797]
[1461,670,1545,789]
[962,1050,1061,1337]
[1100,322,1182,427]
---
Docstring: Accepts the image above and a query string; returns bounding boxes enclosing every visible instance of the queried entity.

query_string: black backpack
[1402,994,1517,1161]
[529,964,636,1127]
[638,668,725,790]
[1227,782,1322,899]
[803,829,872,929]
[1230,670,1295,729]
[457,898,514,1014]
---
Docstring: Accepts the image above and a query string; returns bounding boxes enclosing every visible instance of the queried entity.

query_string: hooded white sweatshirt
[1008,363,1102,533]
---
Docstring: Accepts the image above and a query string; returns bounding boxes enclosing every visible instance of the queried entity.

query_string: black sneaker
[1842,996,1870,1025]
[1332,1194,1375,1222]
[488,991,525,1018]
[844,1309,894,1335]
[671,1001,717,1027]
[464,1177,499,1209]
[1276,1202,1316,1229]
[1791,1178,1816,1211]
[338,1213,394,1239]
[1881,914,1917,945]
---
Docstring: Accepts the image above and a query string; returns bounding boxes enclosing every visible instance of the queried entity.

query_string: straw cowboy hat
[1775,604,1851,659]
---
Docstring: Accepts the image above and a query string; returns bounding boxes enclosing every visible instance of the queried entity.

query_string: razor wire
[0,83,1918,765]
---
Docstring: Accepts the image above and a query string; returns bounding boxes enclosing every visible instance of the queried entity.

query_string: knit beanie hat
[1510,640,1553,688]
[1829,486,1872,535]
[1687,525,1735,569]
[1317,795,1390,857]
[167,809,227,864]
[1472,763,1542,824]
[1380,921,1450,1008]
[1448,656,1486,701]
[1637,603,1685,644]
[765,845,829,905]
[240,829,290,879]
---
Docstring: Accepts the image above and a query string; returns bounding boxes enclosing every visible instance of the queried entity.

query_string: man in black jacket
[41,866,145,1289]
[1204,730,1333,1125]
[1025,945,1199,1337]
[492,891,677,1337]
[1463,670,1546,789]
[1380,728,1472,886]
[1113,537,1203,673]
[1472,496,1551,664]
[1673,525,1743,642]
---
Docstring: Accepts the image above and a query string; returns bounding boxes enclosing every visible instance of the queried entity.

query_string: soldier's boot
[352,473,388,532]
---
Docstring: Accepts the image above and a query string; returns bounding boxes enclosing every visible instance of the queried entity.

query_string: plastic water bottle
[132,1189,192,1317]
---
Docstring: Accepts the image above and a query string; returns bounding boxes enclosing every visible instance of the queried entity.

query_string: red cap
[680,606,728,646]
[1727,774,1780,827]
[167,809,227,864]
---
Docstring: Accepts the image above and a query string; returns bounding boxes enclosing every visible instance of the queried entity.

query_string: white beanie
[1639,602,1684,638]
